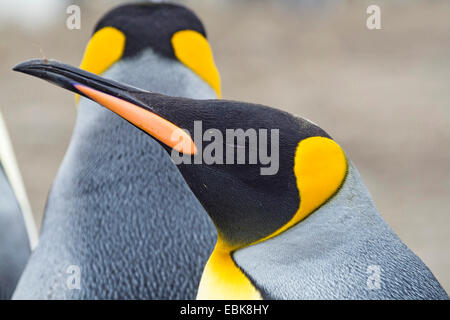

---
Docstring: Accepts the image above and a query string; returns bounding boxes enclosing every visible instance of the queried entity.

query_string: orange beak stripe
[74,84,197,155]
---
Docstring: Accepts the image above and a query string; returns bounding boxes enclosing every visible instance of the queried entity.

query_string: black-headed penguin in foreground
[13,3,219,299]
[14,60,448,300]
[0,111,37,299]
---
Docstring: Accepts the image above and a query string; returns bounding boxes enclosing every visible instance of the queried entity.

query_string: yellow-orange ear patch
[171,30,221,98]
[292,137,347,224]
[76,27,126,104]
[257,136,347,243]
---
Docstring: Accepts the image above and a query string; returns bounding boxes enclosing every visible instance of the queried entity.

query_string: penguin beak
[13,59,197,155]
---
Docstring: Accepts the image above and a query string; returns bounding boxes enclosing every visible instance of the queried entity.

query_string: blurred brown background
[1,0,449,292]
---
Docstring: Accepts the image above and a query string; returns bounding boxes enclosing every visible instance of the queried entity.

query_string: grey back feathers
[0,165,30,299]
[234,162,448,299]
[13,49,217,299]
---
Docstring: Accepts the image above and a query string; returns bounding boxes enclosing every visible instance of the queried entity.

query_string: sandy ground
[1,0,449,293]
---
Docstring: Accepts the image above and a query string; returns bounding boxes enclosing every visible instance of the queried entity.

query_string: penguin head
[14,60,347,251]
[78,2,221,100]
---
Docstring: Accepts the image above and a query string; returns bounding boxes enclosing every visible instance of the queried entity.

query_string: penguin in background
[0,111,37,299]
[14,58,449,300]
[13,3,220,299]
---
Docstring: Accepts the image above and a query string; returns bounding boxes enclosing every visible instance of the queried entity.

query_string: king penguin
[12,3,219,299]
[14,58,449,300]
[0,111,37,299]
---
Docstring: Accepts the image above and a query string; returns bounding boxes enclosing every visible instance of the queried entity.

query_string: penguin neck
[231,162,392,299]
[196,239,262,300]
[198,162,383,300]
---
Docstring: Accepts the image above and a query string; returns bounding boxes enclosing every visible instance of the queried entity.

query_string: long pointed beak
[13,59,197,155]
